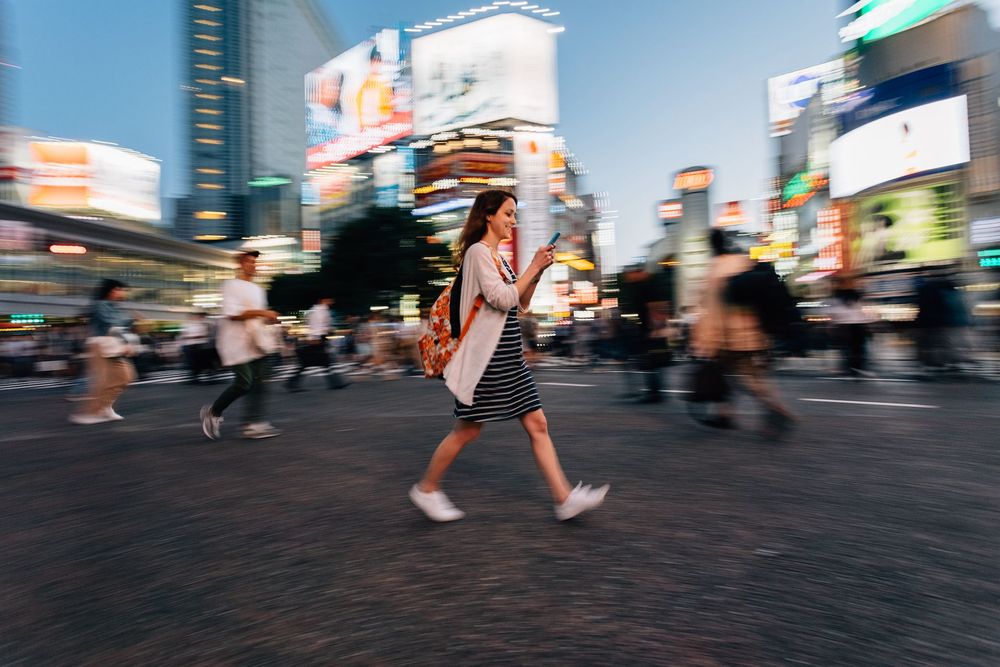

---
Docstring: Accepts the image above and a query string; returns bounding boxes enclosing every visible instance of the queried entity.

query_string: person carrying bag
[408,190,610,523]
[70,279,138,425]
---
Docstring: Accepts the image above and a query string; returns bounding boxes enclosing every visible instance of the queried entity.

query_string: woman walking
[409,189,609,522]
[69,279,137,425]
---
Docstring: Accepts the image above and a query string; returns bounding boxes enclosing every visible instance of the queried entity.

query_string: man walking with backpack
[691,229,795,437]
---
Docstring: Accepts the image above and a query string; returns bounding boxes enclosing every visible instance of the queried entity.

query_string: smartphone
[547,231,561,246]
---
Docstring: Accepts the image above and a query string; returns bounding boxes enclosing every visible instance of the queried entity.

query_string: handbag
[248,320,281,355]
[89,331,140,358]
[686,358,729,403]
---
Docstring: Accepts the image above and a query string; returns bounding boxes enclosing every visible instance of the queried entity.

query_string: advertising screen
[28,142,161,221]
[306,29,412,168]
[840,63,955,133]
[412,13,557,135]
[851,183,964,273]
[767,59,843,137]
[829,95,969,198]
[514,132,554,309]
[839,0,954,44]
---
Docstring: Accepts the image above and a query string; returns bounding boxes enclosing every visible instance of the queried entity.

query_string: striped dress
[454,257,542,422]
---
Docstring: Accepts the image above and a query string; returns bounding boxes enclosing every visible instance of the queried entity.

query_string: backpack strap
[459,295,486,341]
[456,244,514,341]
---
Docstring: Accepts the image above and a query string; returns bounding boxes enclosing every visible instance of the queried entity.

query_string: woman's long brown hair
[455,189,517,267]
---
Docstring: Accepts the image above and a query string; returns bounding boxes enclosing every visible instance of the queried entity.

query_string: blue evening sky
[10,1,1000,263]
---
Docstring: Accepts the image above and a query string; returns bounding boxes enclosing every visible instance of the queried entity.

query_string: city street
[2,364,997,665]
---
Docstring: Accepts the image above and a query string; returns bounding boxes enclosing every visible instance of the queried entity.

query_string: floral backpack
[418,247,508,378]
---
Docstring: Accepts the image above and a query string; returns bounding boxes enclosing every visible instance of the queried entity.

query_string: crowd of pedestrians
[2,197,998,524]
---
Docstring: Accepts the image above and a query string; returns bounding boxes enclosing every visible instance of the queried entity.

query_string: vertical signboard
[514,132,553,311]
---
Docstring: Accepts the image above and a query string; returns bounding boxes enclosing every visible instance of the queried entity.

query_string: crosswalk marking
[799,398,939,409]
[0,363,361,393]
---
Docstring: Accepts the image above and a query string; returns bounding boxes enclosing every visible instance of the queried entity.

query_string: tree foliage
[268,206,453,316]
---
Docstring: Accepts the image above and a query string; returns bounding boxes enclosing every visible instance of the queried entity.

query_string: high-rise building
[178,0,340,242]
[0,0,19,203]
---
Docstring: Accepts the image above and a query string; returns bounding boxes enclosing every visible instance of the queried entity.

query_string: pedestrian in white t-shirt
[200,250,282,440]
[286,297,349,391]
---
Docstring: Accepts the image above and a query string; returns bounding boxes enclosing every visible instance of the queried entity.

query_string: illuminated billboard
[839,0,954,44]
[767,59,844,137]
[28,141,161,221]
[412,13,558,135]
[714,201,747,227]
[851,183,963,273]
[515,132,554,309]
[829,95,969,199]
[657,199,682,221]
[305,29,412,168]
[673,168,714,192]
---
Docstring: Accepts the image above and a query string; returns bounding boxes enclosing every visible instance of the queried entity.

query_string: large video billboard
[412,13,557,135]
[851,183,964,273]
[767,59,843,137]
[839,0,955,44]
[829,95,969,198]
[28,142,161,221]
[306,29,412,169]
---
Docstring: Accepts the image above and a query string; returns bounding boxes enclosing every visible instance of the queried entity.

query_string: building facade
[179,0,340,242]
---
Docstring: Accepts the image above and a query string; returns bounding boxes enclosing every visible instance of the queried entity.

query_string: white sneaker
[242,422,282,439]
[409,484,465,522]
[103,407,124,421]
[69,412,113,425]
[555,482,610,521]
[200,404,223,440]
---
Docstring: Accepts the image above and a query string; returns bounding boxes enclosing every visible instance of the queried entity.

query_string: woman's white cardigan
[444,242,522,406]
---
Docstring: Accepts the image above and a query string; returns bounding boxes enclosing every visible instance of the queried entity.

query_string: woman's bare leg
[418,419,482,492]
[520,409,573,503]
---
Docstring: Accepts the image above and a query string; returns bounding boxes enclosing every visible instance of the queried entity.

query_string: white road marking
[818,376,917,383]
[799,398,939,409]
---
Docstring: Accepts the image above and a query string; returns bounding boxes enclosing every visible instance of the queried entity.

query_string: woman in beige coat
[409,190,609,522]
[691,229,795,434]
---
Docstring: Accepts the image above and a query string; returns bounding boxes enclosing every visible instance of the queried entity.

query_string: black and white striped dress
[454,257,542,422]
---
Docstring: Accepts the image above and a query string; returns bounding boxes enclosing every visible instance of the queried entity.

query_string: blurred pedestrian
[69,279,137,425]
[285,296,348,391]
[691,229,795,436]
[200,250,282,441]
[829,286,875,377]
[409,190,609,522]
[179,312,213,384]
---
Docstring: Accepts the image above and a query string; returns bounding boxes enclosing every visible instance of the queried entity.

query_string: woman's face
[486,197,517,241]
[319,76,341,107]
[109,287,126,301]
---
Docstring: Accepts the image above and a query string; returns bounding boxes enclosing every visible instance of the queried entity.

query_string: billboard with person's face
[412,13,558,135]
[306,29,412,168]
[851,183,964,273]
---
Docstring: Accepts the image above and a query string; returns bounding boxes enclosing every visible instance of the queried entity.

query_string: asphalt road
[1,364,998,665]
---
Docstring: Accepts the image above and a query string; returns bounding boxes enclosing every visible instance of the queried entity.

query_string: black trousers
[287,342,346,389]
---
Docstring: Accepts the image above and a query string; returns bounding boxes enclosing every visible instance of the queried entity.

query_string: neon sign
[782,171,829,208]
[839,0,954,44]
[658,200,683,220]
[673,168,714,192]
